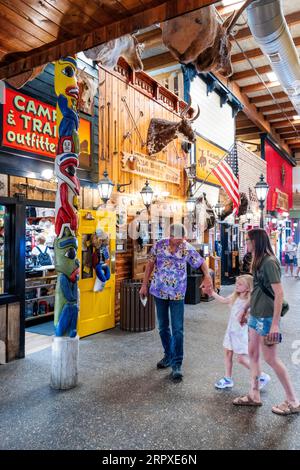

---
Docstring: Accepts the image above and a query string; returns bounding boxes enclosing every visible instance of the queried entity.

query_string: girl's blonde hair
[231,274,253,304]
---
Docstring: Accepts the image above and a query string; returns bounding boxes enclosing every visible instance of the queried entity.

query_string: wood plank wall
[96,60,189,323]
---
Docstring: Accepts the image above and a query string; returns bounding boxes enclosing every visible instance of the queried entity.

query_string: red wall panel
[265,142,293,211]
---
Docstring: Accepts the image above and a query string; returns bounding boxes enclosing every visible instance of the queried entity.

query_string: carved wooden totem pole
[50,57,80,390]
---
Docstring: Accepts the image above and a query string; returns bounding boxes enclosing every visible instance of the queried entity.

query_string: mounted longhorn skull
[84,34,144,71]
[146,97,200,156]
[161,0,255,77]
[76,68,99,115]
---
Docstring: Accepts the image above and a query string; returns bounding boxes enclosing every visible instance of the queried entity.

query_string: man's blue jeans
[154,297,185,368]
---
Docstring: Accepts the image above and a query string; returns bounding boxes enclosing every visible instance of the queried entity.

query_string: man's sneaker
[171,366,183,381]
[157,356,171,369]
[215,377,234,389]
[259,372,271,390]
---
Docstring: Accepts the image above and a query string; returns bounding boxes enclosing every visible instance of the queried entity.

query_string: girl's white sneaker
[215,377,234,389]
[259,373,271,390]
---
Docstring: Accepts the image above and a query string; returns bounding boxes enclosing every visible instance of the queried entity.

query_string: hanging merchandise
[121,96,145,147]
[100,103,105,160]
[91,230,111,292]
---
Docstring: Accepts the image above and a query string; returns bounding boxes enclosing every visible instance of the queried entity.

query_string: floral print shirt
[149,239,204,300]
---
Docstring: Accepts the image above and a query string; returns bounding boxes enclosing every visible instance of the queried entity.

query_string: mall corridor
[1,276,300,450]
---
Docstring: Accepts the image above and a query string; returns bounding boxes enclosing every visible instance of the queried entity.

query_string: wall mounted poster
[195,135,227,186]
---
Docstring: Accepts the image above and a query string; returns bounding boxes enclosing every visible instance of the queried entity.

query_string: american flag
[212,143,240,212]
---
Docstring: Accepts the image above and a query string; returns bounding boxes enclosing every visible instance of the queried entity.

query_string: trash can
[120,280,155,332]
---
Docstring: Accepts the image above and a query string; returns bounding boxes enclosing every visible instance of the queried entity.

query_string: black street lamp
[255,174,269,229]
[214,203,224,220]
[246,208,254,225]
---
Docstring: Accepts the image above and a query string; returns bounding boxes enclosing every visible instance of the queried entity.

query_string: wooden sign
[273,189,289,211]
[121,151,180,185]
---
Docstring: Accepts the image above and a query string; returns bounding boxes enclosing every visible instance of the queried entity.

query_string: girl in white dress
[210,275,270,390]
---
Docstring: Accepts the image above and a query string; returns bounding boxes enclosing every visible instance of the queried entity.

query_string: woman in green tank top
[233,228,300,415]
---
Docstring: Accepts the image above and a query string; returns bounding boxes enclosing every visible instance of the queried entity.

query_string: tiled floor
[25,332,53,356]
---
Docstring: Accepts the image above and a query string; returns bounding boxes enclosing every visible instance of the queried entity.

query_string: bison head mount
[146,96,200,156]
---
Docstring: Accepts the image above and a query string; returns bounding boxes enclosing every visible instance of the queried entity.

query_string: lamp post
[98,170,115,205]
[186,196,197,214]
[214,203,224,221]
[140,180,154,242]
[255,174,269,229]
[246,208,254,225]
[140,180,154,211]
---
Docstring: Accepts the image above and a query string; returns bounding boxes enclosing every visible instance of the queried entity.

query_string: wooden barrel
[120,280,155,332]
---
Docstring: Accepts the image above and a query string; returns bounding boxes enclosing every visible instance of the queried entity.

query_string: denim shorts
[248,315,274,336]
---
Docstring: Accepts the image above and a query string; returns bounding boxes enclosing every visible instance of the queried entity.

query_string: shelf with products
[25,312,54,322]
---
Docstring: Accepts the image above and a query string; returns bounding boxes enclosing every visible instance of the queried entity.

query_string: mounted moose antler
[146,96,200,156]
[161,0,255,77]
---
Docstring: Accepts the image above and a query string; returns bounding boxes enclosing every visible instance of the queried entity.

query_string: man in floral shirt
[140,223,212,381]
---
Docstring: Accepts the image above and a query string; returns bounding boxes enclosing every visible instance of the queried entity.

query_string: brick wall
[238,142,267,211]
[237,142,267,259]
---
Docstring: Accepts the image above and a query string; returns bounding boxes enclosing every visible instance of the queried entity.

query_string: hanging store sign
[2,88,57,157]
[121,151,181,185]
[1,88,91,161]
[272,189,289,211]
[195,135,226,186]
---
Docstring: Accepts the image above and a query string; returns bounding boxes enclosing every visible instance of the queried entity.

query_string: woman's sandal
[233,394,262,407]
[272,401,300,416]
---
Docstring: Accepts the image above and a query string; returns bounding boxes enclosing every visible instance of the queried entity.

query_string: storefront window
[79,118,92,170]
[25,206,57,322]
[0,205,6,294]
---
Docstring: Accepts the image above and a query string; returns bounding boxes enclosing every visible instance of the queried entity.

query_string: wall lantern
[140,180,154,209]
[97,170,115,204]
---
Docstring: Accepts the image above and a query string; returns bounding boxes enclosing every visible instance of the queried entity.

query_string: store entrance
[24,205,117,354]
[25,204,56,354]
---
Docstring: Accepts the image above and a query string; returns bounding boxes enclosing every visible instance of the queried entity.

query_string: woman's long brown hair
[247,228,275,272]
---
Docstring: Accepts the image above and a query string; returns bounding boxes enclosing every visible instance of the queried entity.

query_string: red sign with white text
[2,88,57,158]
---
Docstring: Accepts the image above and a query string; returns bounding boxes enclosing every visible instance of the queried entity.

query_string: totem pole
[50,57,80,390]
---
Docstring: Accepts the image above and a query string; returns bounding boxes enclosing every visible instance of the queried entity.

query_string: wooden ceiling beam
[0,0,220,80]
[236,126,260,135]
[143,51,175,71]
[289,139,300,146]
[236,133,262,140]
[215,71,292,155]
[271,119,300,129]
[275,125,300,133]
[236,120,256,129]
[267,110,297,121]
[250,92,288,104]
[240,82,283,94]
[232,37,300,64]
[259,102,294,113]
[281,132,300,139]
[231,65,272,81]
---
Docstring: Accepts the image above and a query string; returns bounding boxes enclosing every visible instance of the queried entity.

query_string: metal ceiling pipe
[247,0,300,114]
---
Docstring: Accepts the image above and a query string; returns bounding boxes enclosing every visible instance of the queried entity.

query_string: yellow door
[77,209,116,337]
